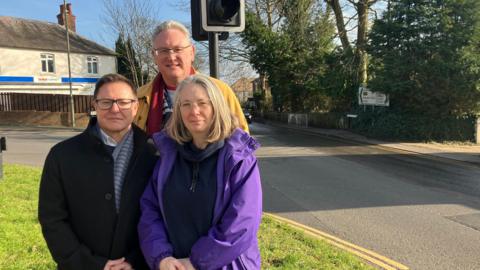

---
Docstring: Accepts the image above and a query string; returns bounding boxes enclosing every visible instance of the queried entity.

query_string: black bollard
[0,137,6,180]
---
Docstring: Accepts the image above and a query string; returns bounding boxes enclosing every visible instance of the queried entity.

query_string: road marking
[264,212,409,270]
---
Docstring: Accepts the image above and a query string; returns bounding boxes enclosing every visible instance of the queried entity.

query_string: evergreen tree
[368,0,480,117]
[115,35,143,88]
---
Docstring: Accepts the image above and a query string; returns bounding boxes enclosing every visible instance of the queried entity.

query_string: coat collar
[137,69,199,100]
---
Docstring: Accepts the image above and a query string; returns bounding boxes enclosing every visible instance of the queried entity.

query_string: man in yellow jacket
[134,20,248,135]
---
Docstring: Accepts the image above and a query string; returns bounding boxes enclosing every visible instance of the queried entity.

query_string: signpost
[358,86,389,106]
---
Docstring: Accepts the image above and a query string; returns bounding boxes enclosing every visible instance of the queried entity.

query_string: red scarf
[146,68,195,136]
[146,74,165,136]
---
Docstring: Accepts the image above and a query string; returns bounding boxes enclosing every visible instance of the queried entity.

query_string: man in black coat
[38,74,157,270]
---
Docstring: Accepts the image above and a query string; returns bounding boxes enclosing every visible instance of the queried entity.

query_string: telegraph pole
[63,0,75,128]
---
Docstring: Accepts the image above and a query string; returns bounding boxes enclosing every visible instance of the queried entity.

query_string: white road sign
[358,87,389,106]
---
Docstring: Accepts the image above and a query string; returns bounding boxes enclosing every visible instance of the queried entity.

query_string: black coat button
[105,193,112,200]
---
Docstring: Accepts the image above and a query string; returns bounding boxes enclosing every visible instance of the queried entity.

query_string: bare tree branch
[101,0,160,86]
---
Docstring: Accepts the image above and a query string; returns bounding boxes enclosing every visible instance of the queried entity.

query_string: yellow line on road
[264,212,409,270]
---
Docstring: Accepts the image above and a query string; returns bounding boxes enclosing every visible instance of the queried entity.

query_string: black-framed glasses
[153,44,191,56]
[94,99,137,110]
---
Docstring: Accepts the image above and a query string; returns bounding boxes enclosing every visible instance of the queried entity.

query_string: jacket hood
[176,140,224,162]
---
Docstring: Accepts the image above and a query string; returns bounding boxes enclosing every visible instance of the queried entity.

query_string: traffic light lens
[196,0,245,32]
[211,0,240,22]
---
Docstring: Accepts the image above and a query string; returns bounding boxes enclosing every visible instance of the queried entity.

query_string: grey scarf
[111,129,134,212]
[94,124,135,212]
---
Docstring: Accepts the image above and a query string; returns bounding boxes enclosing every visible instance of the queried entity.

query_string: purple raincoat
[138,128,262,270]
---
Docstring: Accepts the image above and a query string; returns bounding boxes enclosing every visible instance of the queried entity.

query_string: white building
[0,4,116,96]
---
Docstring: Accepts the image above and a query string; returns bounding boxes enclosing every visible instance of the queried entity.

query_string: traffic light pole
[208,32,219,78]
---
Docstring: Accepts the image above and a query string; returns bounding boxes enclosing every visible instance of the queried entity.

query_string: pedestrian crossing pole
[208,32,219,78]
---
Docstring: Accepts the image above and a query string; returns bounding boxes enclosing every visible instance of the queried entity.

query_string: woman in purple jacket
[138,74,262,270]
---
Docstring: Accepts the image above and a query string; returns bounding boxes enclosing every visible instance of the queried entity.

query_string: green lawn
[0,164,375,270]
[0,164,55,270]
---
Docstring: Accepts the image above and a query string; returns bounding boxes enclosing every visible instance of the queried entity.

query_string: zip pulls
[189,162,199,192]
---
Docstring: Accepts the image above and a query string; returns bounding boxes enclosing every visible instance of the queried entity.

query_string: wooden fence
[0,93,93,113]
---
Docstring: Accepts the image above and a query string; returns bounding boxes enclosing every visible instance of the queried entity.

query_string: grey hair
[151,20,191,45]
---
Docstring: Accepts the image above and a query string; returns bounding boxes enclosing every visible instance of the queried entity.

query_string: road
[0,126,80,167]
[2,123,480,269]
[253,123,480,270]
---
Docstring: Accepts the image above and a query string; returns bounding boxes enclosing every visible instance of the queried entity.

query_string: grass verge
[259,215,376,269]
[0,164,375,269]
[0,164,55,270]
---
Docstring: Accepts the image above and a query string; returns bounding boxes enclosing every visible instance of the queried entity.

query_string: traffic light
[201,0,245,32]
[191,0,245,41]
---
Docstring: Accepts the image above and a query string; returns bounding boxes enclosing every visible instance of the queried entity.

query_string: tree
[368,0,480,117]
[325,0,383,84]
[115,35,145,86]
[241,0,336,112]
[102,0,159,87]
[224,0,287,110]
[323,0,383,111]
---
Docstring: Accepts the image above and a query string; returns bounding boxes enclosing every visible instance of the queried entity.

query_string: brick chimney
[57,3,76,32]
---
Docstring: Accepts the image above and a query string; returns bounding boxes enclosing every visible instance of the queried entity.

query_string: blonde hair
[166,74,238,144]
[152,20,191,45]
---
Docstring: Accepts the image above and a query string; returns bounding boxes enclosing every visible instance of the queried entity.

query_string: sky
[1,0,191,49]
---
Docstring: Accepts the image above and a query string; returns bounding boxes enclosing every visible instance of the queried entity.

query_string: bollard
[346,114,358,129]
[0,137,6,180]
[476,118,480,144]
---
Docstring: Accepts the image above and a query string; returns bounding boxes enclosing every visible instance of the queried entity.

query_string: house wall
[0,47,116,94]
[235,91,253,103]
[231,78,254,104]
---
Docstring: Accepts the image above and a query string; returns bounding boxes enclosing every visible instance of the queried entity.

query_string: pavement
[264,120,480,167]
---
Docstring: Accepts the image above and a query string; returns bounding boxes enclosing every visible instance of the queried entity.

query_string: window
[87,56,98,74]
[41,54,55,73]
